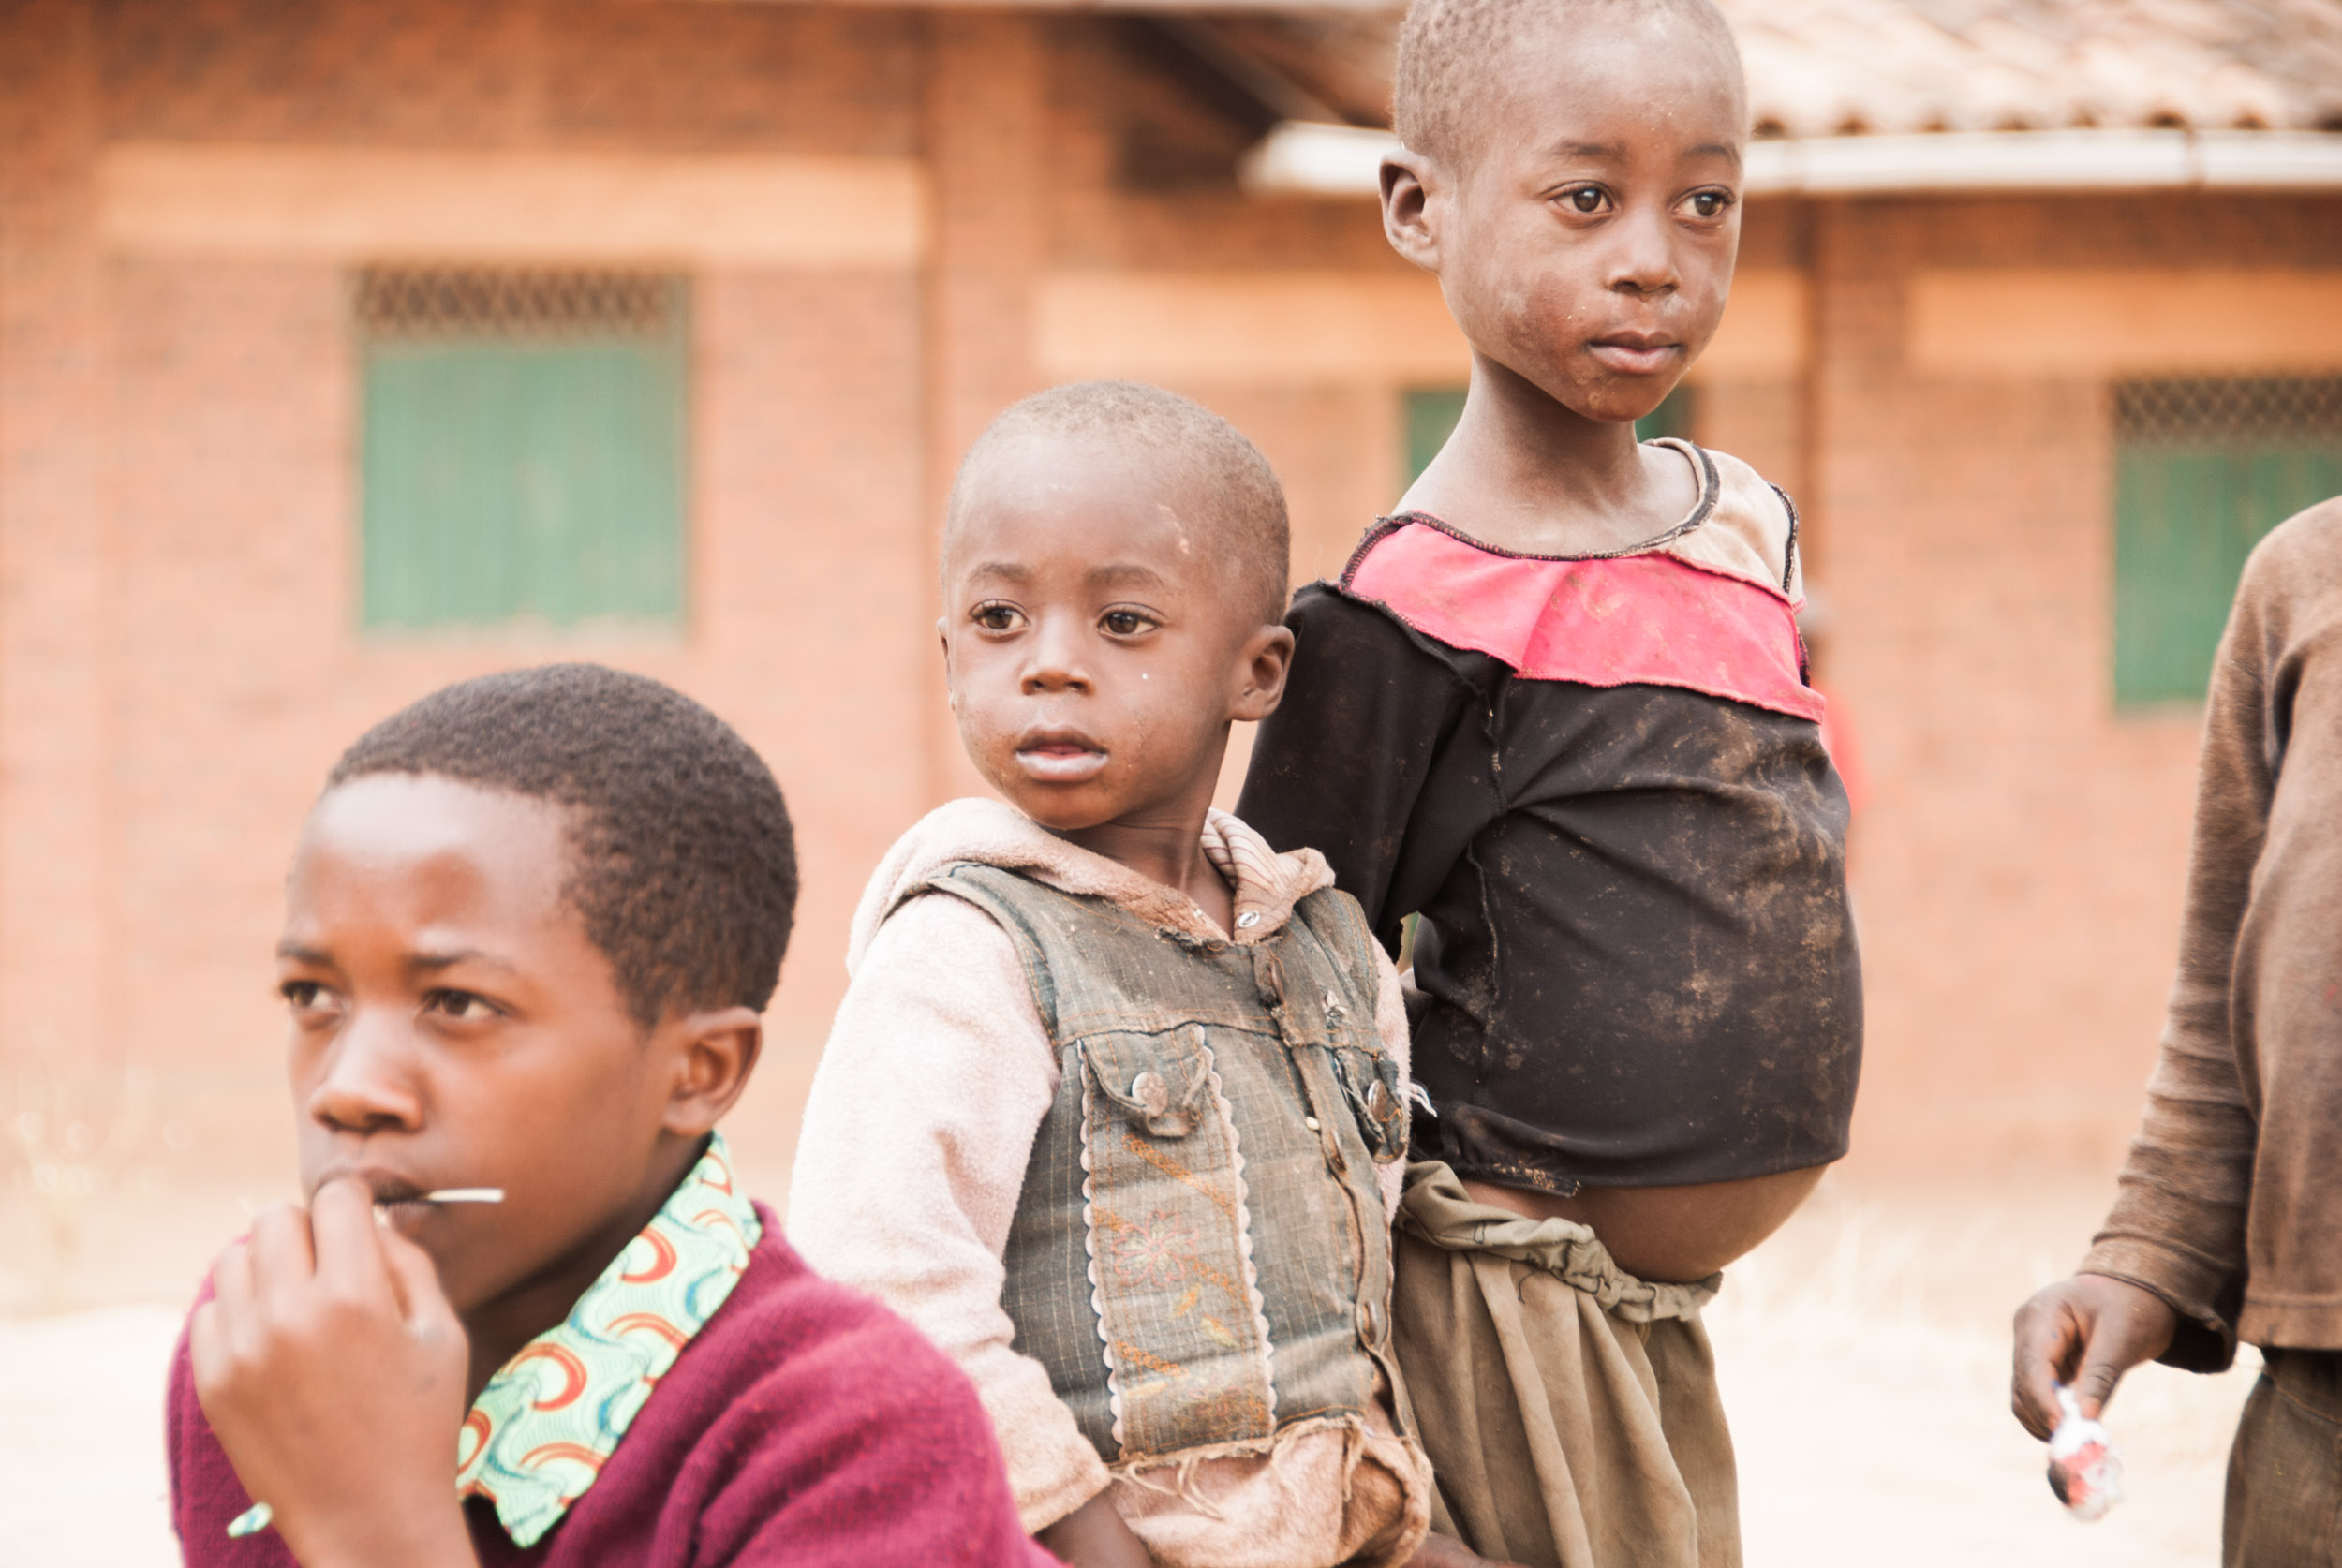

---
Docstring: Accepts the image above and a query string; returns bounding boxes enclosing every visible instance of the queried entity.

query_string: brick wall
[0,1,944,1305]
[0,0,1434,1307]
[4,0,2339,1305]
[1785,194,2342,1180]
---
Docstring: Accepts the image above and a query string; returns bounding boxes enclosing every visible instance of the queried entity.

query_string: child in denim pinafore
[788,384,1494,1568]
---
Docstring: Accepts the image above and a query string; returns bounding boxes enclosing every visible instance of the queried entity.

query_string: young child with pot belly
[789,382,1515,1568]
[1237,3,1862,1565]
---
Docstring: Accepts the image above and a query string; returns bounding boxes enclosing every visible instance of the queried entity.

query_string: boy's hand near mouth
[169,665,1047,1568]
[193,1176,474,1568]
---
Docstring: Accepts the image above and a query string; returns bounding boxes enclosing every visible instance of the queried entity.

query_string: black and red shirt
[1238,442,1860,1193]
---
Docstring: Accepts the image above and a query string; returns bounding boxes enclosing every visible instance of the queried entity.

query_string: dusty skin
[1381,7,1744,559]
[939,433,1296,940]
[1464,1168,1828,1285]
[1381,6,1829,1279]
[940,433,1524,1568]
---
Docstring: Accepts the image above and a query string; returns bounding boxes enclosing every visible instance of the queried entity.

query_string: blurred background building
[2,0,2339,1313]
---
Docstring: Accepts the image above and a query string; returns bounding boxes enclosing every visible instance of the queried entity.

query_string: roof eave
[1240,125,2342,198]
[1746,128,2342,194]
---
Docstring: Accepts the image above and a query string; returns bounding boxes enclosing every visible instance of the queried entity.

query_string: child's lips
[338,1175,438,1232]
[1588,337,1681,375]
[1015,743,1109,783]
[318,1166,479,1229]
[372,1196,438,1232]
[319,1165,426,1206]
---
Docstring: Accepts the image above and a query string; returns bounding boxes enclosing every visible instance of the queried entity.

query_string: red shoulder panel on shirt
[1343,518,1823,723]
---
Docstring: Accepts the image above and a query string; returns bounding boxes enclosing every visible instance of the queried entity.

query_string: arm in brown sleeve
[2078,532,2289,1372]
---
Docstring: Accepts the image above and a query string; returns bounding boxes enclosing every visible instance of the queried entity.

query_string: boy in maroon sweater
[169,664,1050,1568]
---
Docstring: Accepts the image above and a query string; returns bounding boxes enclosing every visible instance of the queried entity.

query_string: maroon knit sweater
[169,1204,1059,1567]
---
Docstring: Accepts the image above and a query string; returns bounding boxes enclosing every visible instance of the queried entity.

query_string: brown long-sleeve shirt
[2083,496,2342,1370]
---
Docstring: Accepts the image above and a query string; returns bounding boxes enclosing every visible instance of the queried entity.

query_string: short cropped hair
[1395,0,1742,167]
[327,664,797,1028]
[947,381,1291,628]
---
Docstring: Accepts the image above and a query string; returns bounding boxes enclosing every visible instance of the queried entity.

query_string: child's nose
[1608,208,1681,298]
[1020,617,1093,693]
[304,1013,426,1136]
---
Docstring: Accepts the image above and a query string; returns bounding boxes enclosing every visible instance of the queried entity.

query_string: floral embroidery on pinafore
[926,864,1409,1469]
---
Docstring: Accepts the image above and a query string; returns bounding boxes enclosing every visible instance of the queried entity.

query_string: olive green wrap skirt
[1392,1161,1740,1568]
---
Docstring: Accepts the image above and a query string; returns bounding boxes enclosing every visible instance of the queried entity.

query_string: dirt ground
[0,1170,2253,1568]
[1710,1174,2253,1567]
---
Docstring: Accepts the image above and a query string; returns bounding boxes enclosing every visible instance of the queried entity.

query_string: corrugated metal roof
[1190,0,2342,137]
[1207,0,2342,193]
[1728,0,2342,137]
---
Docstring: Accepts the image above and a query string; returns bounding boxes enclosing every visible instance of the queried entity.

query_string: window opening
[2112,377,2342,705]
[356,266,689,631]
[1403,387,1467,486]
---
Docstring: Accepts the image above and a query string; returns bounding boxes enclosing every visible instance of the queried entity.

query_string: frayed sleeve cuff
[2079,1242,2240,1372]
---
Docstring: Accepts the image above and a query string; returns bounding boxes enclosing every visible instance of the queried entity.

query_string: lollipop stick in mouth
[369,1188,505,1227]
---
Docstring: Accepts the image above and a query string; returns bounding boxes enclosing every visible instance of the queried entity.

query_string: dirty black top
[1237,455,1861,1193]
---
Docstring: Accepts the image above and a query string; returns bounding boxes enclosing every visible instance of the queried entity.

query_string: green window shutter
[1634,385,1697,444]
[357,270,688,630]
[1403,387,1467,485]
[2112,379,2342,706]
[1401,384,1697,487]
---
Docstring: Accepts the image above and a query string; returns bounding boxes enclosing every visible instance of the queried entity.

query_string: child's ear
[1380,150,1442,273]
[659,1005,763,1138]
[1228,624,1296,724]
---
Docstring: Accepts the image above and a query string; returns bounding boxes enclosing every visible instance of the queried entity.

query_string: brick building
[1,0,2337,1305]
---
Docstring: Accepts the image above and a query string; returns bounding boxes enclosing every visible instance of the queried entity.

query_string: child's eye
[971,602,1025,633]
[1683,188,1734,219]
[426,990,499,1023]
[1561,185,1609,214]
[281,980,334,1013]
[1100,609,1155,637]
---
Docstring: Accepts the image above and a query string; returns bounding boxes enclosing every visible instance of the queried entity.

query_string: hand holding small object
[189,1176,480,1566]
[2046,1385,2125,1521]
[2009,1273,2177,1439]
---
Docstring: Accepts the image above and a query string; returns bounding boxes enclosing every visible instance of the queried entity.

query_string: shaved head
[946,381,1291,628]
[1394,0,1745,169]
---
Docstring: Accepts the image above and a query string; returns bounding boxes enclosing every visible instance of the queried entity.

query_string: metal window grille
[354,267,682,343]
[2112,376,2342,705]
[355,266,689,630]
[2114,377,2342,447]
[1402,388,1467,487]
